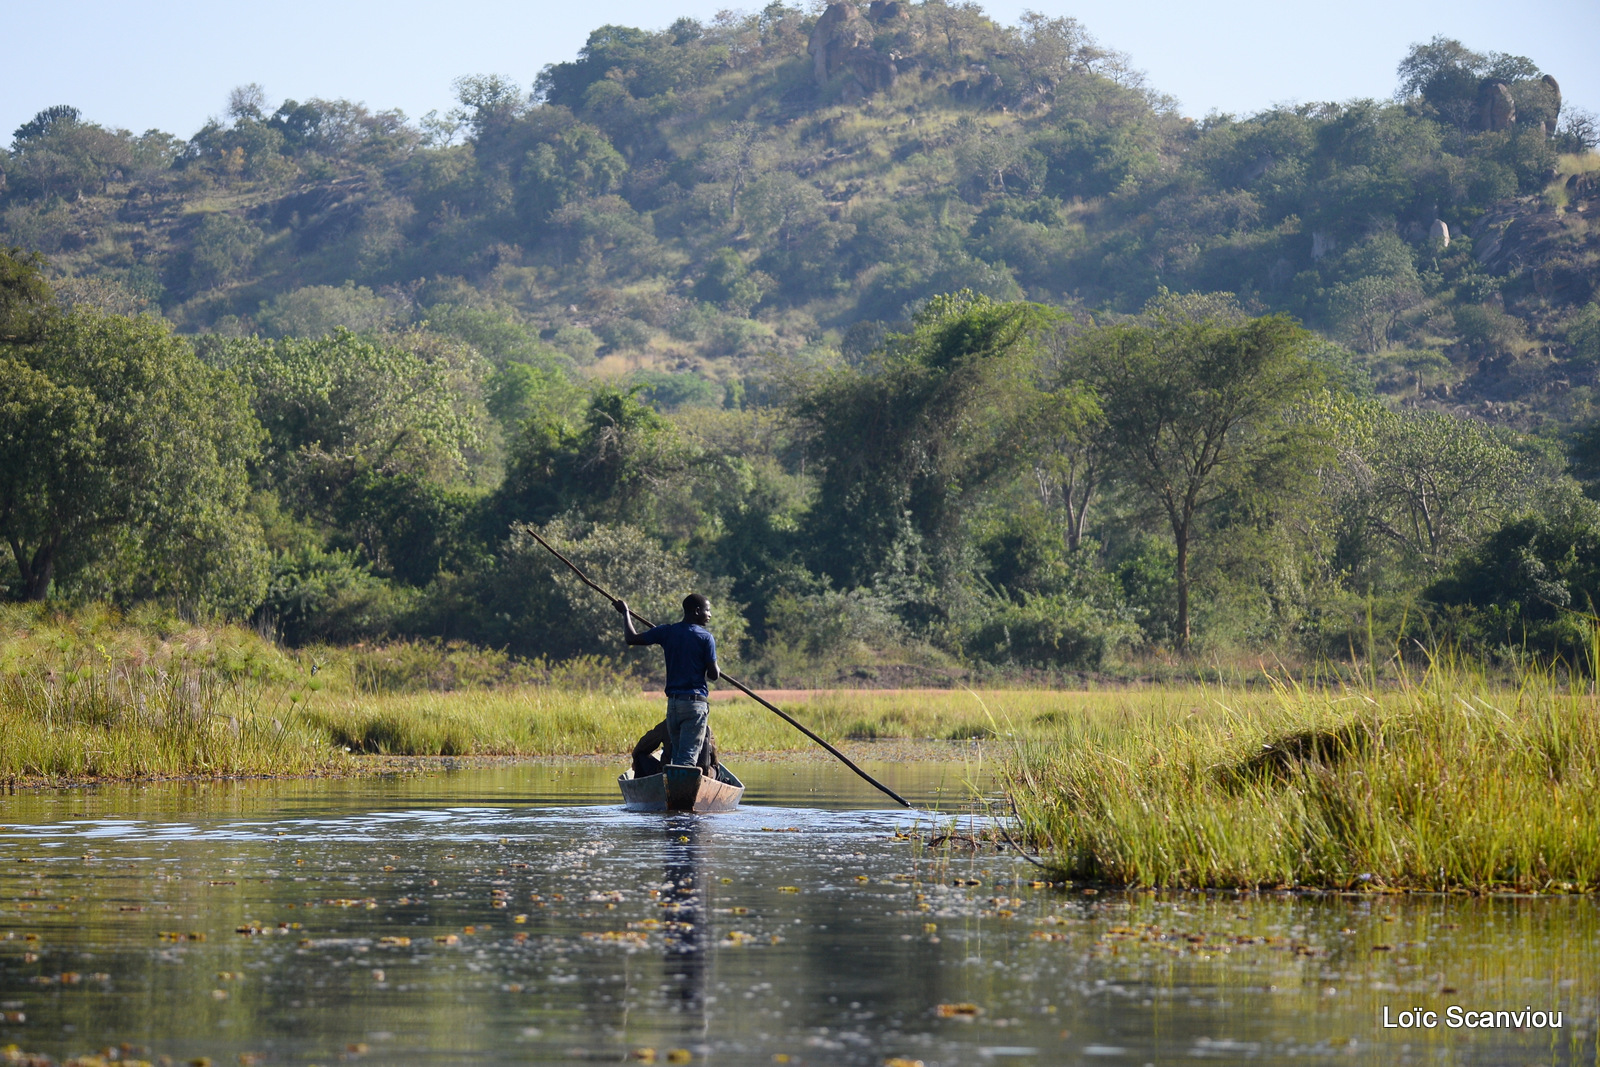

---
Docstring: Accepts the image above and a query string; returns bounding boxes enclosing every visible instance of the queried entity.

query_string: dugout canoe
[619,763,745,813]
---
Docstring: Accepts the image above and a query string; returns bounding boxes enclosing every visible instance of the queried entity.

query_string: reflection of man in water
[663,821,705,1021]
[616,594,720,771]
[632,719,719,779]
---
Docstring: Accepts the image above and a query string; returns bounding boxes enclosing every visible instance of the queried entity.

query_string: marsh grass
[0,605,1036,778]
[1007,653,1600,891]
[0,665,333,779]
[0,604,654,778]
[11,596,1600,898]
[299,686,1025,757]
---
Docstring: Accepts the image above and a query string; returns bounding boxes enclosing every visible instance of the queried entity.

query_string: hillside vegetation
[5,3,1600,680]
[3,6,1597,420]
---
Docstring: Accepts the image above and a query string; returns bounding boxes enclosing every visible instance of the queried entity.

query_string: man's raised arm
[615,600,650,645]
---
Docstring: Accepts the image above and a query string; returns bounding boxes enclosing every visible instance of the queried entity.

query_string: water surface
[0,760,1595,1065]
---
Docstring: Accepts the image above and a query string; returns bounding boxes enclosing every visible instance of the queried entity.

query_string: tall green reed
[1007,649,1600,890]
[0,659,332,779]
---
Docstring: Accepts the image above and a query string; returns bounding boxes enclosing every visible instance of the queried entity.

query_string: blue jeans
[665,697,709,767]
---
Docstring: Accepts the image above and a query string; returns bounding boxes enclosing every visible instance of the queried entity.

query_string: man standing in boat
[616,593,720,770]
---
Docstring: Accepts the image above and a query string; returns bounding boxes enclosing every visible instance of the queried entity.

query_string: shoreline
[0,736,999,790]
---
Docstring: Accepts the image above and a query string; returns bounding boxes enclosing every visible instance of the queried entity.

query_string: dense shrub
[966,592,1138,669]
[262,547,416,645]
[1427,514,1600,662]
[422,517,744,666]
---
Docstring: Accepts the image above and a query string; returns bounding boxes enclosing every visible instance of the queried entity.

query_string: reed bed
[0,675,1031,779]
[276,687,1064,757]
[11,602,1600,896]
[0,603,1080,777]
[0,666,333,779]
[1006,657,1600,891]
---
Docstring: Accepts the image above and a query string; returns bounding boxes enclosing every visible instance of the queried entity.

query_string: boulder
[1429,219,1450,246]
[847,47,899,94]
[808,2,900,97]
[1568,172,1600,209]
[1477,80,1516,132]
[1543,74,1562,128]
[867,0,909,21]
[809,3,865,87]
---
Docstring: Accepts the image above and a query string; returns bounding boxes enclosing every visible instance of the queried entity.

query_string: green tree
[1327,275,1417,353]
[422,303,566,367]
[437,516,743,661]
[535,23,729,108]
[547,195,661,281]
[1396,36,1488,126]
[484,361,583,431]
[1009,12,1096,97]
[0,246,53,344]
[0,309,267,609]
[332,471,484,586]
[694,248,773,315]
[700,122,767,223]
[1017,381,1105,551]
[516,123,627,230]
[184,214,263,293]
[451,74,526,138]
[489,385,696,534]
[1427,512,1600,661]
[955,124,1046,200]
[257,283,398,338]
[261,544,414,645]
[1077,314,1324,649]
[8,106,133,199]
[797,292,1059,605]
[1324,398,1537,572]
[1562,303,1600,364]
[210,329,493,520]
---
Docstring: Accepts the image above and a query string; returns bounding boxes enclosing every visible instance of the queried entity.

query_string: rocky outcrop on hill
[1477,80,1517,131]
[1473,74,1563,135]
[809,3,863,86]
[1472,189,1600,304]
[809,2,899,95]
[1568,172,1600,205]
[948,66,1004,103]
[1542,74,1562,129]
[264,176,374,252]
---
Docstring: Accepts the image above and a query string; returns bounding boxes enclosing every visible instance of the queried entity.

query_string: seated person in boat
[631,720,719,778]
[616,593,720,769]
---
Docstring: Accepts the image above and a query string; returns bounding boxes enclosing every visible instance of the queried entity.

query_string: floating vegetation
[935,1003,983,1019]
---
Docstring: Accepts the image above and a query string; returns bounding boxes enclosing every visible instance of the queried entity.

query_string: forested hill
[3,4,1598,426]
[7,2,1600,676]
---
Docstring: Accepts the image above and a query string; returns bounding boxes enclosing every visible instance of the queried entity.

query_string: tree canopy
[0,246,52,344]
[797,293,1060,604]
[1074,314,1325,647]
[0,308,266,609]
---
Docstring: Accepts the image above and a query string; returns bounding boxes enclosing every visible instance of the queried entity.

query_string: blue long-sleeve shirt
[636,621,718,699]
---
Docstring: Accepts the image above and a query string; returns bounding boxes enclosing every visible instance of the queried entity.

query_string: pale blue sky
[6,0,1596,143]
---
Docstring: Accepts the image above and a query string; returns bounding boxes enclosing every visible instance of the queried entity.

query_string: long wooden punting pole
[526,529,913,808]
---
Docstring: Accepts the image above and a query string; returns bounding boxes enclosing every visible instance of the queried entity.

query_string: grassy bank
[0,604,1055,780]
[1007,657,1600,892]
